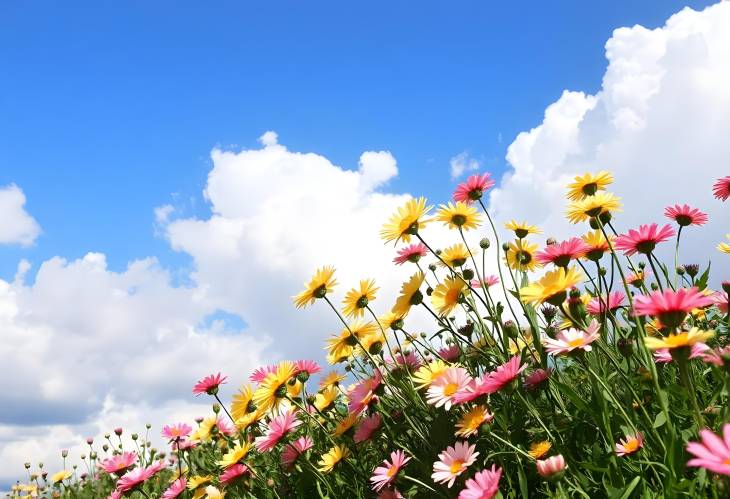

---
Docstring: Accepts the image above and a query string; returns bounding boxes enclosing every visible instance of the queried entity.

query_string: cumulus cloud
[0,184,41,246]
[449,151,481,179]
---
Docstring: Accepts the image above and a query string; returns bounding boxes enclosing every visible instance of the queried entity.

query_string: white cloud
[449,151,480,179]
[0,184,41,247]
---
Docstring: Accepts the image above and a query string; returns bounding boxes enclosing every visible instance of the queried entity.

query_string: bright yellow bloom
[342,279,379,318]
[506,239,541,272]
[566,171,614,201]
[51,470,72,484]
[504,220,542,239]
[566,191,622,224]
[392,272,425,316]
[435,201,482,231]
[293,266,338,309]
[431,276,470,316]
[455,405,492,437]
[253,361,298,413]
[378,311,407,330]
[333,413,359,436]
[520,266,583,306]
[318,445,351,473]
[190,416,217,442]
[717,234,730,254]
[230,384,255,425]
[358,328,385,356]
[187,475,213,490]
[439,243,471,268]
[581,230,612,260]
[217,442,251,468]
[319,371,346,390]
[326,329,355,364]
[314,386,339,411]
[644,328,715,351]
[528,440,552,459]
[287,379,303,398]
[380,197,432,244]
[411,360,450,389]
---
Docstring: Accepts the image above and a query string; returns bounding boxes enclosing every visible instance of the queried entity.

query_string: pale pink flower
[161,478,186,499]
[220,463,250,484]
[250,364,277,383]
[115,463,159,493]
[687,424,730,475]
[355,413,382,444]
[701,346,730,367]
[98,451,137,474]
[215,416,236,436]
[587,291,625,315]
[711,291,728,314]
[162,423,192,441]
[615,433,644,457]
[544,320,600,356]
[370,450,411,492]
[281,436,314,468]
[432,441,480,488]
[535,238,590,267]
[255,410,302,452]
[348,370,383,414]
[107,492,122,499]
[454,173,495,204]
[173,438,196,451]
[438,344,460,362]
[523,368,552,391]
[536,454,567,478]
[192,372,227,395]
[713,176,730,201]
[393,243,428,265]
[664,204,708,226]
[654,342,709,363]
[471,275,500,288]
[426,367,473,410]
[614,223,675,256]
[458,465,502,499]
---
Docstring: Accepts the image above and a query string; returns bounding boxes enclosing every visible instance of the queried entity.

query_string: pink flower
[587,291,625,315]
[107,492,122,499]
[192,372,227,395]
[701,346,730,367]
[281,436,314,468]
[255,410,302,452]
[250,364,277,383]
[711,291,728,314]
[432,441,480,488]
[214,416,236,436]
[348,370,383,414]
[453,173,495,204]
[377,490,404,499]
[220,463,250,484]
[713,176,730,201]
[544,320,601,356]
[481,355,527,394]
[98,451,137,474]
[294,359,321,377]
[161,478,187,499]
[387,351,421,370]
[173,438,196,451]
[654,342,709,363]
[615,432,644,457]
[471,275,500,288]
[115,462,161,493]
[393,243,428,265]
[438,344,460,362]
[664,204,708,227]
[426,367,473,410]
[370,450,411,492]
[633,287,714,327]
[355,413,382,444]
[536,454,567,478]
[524,368,552,391]
[687,424,730,475]
[161,423,192,441]
[614,223,675,256]
[535,238,590,267]
[458,465,502,499]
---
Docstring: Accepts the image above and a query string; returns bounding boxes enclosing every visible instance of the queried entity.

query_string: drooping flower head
[342,279,379,319]
[634,287,714,329]
[426,366,473,410]
[193,373,227,396]
[614,223,675,256]
[98,451,137,475]
[381,197,433,244]
[504,220,541,239]
[393,243,428,265]
[664,204,708,227]
[318,445,350,473]
[293,266,338,309]
[281,436,314,469]
[536,455,567,478]
[255,410,302,452]
[535,237,590,268]
[615,433,644,457]
[355,413,383,444]
[219,464,250,485]
[566,191,622,224]
[454,173,495,203]
[436,202,482,231]
[544,320,600,356]
[455,405,493,437]
[370,450,411,492]
[458,465,502,499]
[162,423,193,441]
[520,266,583,306]
[686,424,730,475]
[566,171,614,201]
[506,239,541,272]
[432,441,480,488]
[392,272,425,316]
[431,276,470,316]
[587,291,625,315]
[713,176,730,201]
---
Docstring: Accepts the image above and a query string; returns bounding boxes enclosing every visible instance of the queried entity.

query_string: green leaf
[652,411,667,429]
[696,261,711,290]
[618,476,641,499]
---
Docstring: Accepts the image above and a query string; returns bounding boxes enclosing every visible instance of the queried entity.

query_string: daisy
[162,423,193,441]
[348,370,383,414]
[354,413,382,443]
[653,342,709,363]
[281,436,314,468]
[334,412,360,437]
[634,287,714,328]
[432,441,479,488]
[717,234,730,254]
[393,243,428,265]
[520,266,583,306]
[480,355,527,394]
[426,367,473,410]
[293,266,338,309]
[566,191,622,224]
[387,351,421,370]
[314,386,339,412]
[455,405,493,437]
[535,238,590,268]
[319,371,346,390]
[438,243,471,268]
[615,433,644,457]
[192,373,227,396]
[458,465,502,499]
[587,291,625,315]
[471,275,499,289]
[381,197,433,244]
[253,361,298,413]
[713,290,729,313]
[626,269,650,288]
[231,385,260,430]
[161,478,187,499]
[217,442,251,468]
[378,490,404,499]
[359,328,386,356]
[249,365,277,383]
[581,230,611,261]
[701,346,730,367]
[255,410,301,452]
[713,176,730,201]
[506,239,541,272]
[371,450,411,492]
[98,451,137,475]
[529,440,552,459]
[664,204,708,227]
[294,359,322,379]
[326,329,356,364]
[687,424,730,475]
[645,328,714,353]
[116,464,160,493]
[438,344,460,362]
[342,279,379,319]
[186,475,213,491]
[566,171,613,201]
[431,276,470,316]
[411,360,450,390]
[203,486,225,499]
[51,470,72,484]
[504,220,542,239]
[454,173,495,203]
[536,455,567,478]
[614,223,675,256]
[392,272,425,316]
[436,202,482,231]
[523,368,552,391]
[318,445,350,473]
[220,463,250,485]
[544,320,600,356]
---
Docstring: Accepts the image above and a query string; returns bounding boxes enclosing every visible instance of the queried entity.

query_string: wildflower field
[12,173,730,498]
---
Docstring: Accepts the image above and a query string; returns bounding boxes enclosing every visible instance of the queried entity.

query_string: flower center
[624,439,639,453]
[568,338,585,348]
[515,228,529,239]
[449,460,465,474]
[724,458,730,466]
[443,382,459,396]
[451,214,467,226]
[582,182,598,196]
[386,466,398,477]
[636,241,656,254]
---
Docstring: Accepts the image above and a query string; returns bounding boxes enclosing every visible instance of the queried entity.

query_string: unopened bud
[212,403,221,414]
[462,268,475,280]
[479,238,490,249]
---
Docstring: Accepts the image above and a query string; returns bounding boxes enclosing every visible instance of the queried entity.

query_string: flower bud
[86,437,93,445]
[114,428,123,436]
[61,450,68,458]
[24,462,31,469]
[546,237,557,246]
[212,403,221,414]
[462,268,475,281]
[598,266,607,277]
[503,321,519,339]
[617,337,634,357]
[428,263,437,272]
[502,242,510,252]
[536,454,567,481]
[479,238,490,249]
[722,281,730,294]
[684,263,699,277]
[676,265,685,276]
[132,433,139,441]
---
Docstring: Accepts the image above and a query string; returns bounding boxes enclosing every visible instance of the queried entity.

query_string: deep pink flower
[687,424,730,475]
[98,451,137,474]
[633,287,714,328]
[355,413,382,444]
[536,455,566,478]
[713,176,730,201]
[107,492,122,499]
[481,355,527,394]
[250,364,277,383]
[161,478,187,499]
[370,450,411,492]
[654,342,709,363]
[192,372,227,395]
[471,275,500,289]
[220,463,251,484]
[281,436,314,468]
[348,370,383,414]
[453,173,495,204]
[294,359,322,377]
[255,410,302,452]
[614,223,675,255]
[664,204,708,227]
[544,320,601,356]
[535,238,590,267]
[162,423,192,441]
[615,433,644,457]
[587,291,625,315]
[393,243,428,265]
[115,462,160,493]
[458,465,502,499]
[438,344,460,362]
[387,351,421,370]
[432,441,479,488]
[524,368,552,391]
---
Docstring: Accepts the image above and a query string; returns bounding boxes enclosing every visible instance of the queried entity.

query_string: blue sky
[0,0,716,278]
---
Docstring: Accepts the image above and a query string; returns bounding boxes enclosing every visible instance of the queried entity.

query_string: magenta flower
[664,204,708,227]
[370,450,411,492]
[438,344,460,362]
[281,436,314,468]
[614,223,675,255]
[98,451,137,475]
[294,359,322,377]
[255,410,302,452]
[481,355,527,394]
[544,320,601,356]
[535,238,590,267]
[220,463,251,484]
[587,291,625,315]
[386,351,421,370]
[393,243,428,265]
[115,463,161,493]
[454,173,495,204]
[161,478,187,499]
[161,423,192,441]
[250,364,277,383]
[458,465,502,499]
[192,372,227,396]
[633,287,714,328]
[524,368,552,391]
[687,424,730,475]
[536,454,567,478]
[713,176,730,201]
[432,441,479,488]
[355,413,382,444]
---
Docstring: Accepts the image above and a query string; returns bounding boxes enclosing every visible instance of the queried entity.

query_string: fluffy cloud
[488,2,730,276]
[449,151,481,179]
[0,184,41,247]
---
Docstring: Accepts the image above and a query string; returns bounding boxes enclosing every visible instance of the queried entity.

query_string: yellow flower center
[724,458,730,466]
[449,460,465,474]
[623,439,640,453]
[443,382,459,396]
[387,466,398,477]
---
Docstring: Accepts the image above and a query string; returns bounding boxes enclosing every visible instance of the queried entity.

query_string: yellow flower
[435,201,482,231]
[565,171,614,201]
[528,440,552,459]
[187,476,213,490]
[293,266,338,309]
[333,413,359,436]
[231,384,256,425]
[318,371,346,390]
[644,328,715,351]
[520,266,583,306]
[392,272,425,316]
[342,279,379,318]
[253,361,298,413]
[326,329,355,364]
[190,416,217,442]
[411,360,450,389]
[717,234,730,254]
[506,239,541,272]
[314,386,339,411]
[439,243,471,268]
[380,197,432,244]
[431,276,470,316]
[358,328,385,356]
[566,191,622,224]
[581,230,612,261]
[504,220,542,239]
[455,405,492,437]
[318,445,351,473]
[204,486,225,499]
[51,470,72,484]
[378,311,407,330]
[217,442,251,468]
[287,379,303,398]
